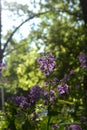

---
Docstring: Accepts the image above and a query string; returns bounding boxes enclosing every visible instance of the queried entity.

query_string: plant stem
[47,104,51,130]
[47,115,50,130]
[47,97,51,130]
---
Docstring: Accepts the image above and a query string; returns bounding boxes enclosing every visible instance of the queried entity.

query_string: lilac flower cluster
[68,124,82,130]
[12,96,29,108]
[78,53,87,69]
[11,85,44,108]
[28,85,44,105]
[37,53,55,76]
[57,83,69,95]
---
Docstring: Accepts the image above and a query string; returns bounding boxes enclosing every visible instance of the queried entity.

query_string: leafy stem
[47,84,51,130]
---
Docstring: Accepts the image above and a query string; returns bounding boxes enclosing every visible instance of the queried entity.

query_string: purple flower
[37,57,43,63]
[37,53,55,76]
[44,70,50,76]
[28,85,44,105]
[43,90,56,105]
[43,81,49,86]
[43,78,59,87]
[50,90,55,96]
[52,78,59,86]
[76,85,80,89]
[78,53,86,63]
[43,91,49,105]
[57,83,69,95]
[52,124,59,130]
[80,116,87,122]
[78,53,87,69]
[50,90,56,103]
[70,69,74,75]
[12,96,29,108]
[64,74,70,81]
[68,124,82,130]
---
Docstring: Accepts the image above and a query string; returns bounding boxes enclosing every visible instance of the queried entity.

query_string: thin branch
[3,11,49,53]
[3,43,27,57]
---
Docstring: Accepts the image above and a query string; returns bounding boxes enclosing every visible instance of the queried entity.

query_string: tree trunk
[80,0,87,116]
[80,0,87,24]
